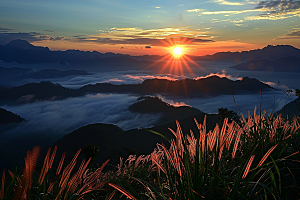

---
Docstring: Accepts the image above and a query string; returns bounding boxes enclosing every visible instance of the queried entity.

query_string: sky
[1,0,300,55]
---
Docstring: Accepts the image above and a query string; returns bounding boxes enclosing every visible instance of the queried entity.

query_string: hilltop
[0,76,273,105]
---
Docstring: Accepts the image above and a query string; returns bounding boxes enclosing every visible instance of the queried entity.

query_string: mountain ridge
[230,56,300,72]
[1,40,300,65]
[0,76,273,105]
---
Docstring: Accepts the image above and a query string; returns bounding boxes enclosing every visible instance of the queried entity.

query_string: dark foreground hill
[51,112,219,166]
[129,96,203,125]
[0,76,273,105]
[0,107,25,125]
[230,56,300,72]
[276,97,300,117]
[50,96,219,166]
[0,95,219,171]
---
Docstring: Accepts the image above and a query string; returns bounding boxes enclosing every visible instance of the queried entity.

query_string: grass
[1,107,300,199]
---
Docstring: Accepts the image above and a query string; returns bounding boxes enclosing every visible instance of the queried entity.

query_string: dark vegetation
[1,40,300,199]
[1,108,300,199]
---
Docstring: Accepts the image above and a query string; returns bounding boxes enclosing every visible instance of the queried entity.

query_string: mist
[0,93,160,147]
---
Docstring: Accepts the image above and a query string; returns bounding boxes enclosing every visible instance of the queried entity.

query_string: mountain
[2,40,299,66]
[129,96,203,125]
[0,67,90,81]
[50,105,219,166]
[230,56,300,72]
[0,95,219,171]
[79,76,273,97]
[276,97,300,117]
[194,45,300,62]
[0,76,273,105]
[4,39,50,51]
[0,107,25,125]
[0,81,77,104]
[0,40,150,67]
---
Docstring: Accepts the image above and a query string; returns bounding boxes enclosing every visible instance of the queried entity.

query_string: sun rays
[146,37,207,77]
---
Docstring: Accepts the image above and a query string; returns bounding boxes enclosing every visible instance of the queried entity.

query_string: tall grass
[1,108,300,199]
[0,146,109,200]
[108,110,300,199]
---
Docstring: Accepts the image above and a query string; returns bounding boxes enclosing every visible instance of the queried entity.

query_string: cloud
[276,29,300,39]
[74,37,213,46]
[287,30,300,36]
[202,9,261,15]
[0,27,15,32]
[1,93,160,144]
[215,0,244,5]
[0,32,43,44]
[202,0,300,21]
[194,70,242,81]
[246,0,300,20]
[187,9,205,12]
[35,35,65,41]
[263,81,289,90]
[145,46,151,48]
[0,31,65,45]
[168,100,190,107]
[84,27,214,45]
[160,91,296,116]
[123,74,184,81]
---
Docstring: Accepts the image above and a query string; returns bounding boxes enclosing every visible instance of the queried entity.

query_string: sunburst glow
[147,37,206,79]
[173,47,182,55]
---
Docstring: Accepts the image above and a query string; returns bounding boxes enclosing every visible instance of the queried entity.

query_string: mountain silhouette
[79,76,273,97]
[0,76,273,105]
[129,96,203,125]
[192,45,300,62]
[276,97,300,117]
[0,40,149,67]
[230,56,300,72]
[50,100,219,166]
[4,39,50,51]
[0,81,77,104]
[0,67,90,81]
[0,107,25,125]
[1,40,300,66]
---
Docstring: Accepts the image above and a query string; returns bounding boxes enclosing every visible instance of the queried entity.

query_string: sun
[173,47,182,55]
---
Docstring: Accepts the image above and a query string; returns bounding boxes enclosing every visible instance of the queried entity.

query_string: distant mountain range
[0,39,149,67]
[0,67,90,81]
[0,76,273,105]
[1,40,300,67]
[195,45,300,62]
[230,56,300,72]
